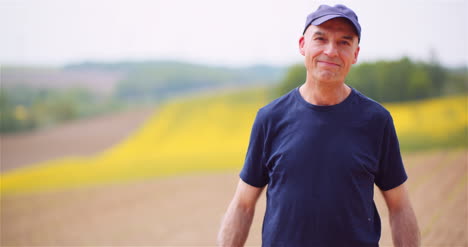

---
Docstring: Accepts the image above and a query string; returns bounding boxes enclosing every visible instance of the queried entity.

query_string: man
[218,4,420,247]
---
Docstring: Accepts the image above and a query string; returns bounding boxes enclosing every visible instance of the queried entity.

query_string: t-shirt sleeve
[239,110,269,188]
[375,114,408,191]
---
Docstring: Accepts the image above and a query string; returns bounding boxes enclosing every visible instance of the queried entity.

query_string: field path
[0,107,155,173]
[1,149,466,246]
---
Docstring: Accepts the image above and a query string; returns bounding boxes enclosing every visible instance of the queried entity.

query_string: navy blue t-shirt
[240,87,407,246]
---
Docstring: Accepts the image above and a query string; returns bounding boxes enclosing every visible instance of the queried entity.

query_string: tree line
[0,86,121,133]
[276,57,467,102]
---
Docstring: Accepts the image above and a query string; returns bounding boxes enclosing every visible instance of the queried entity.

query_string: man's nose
[323,43,338,57]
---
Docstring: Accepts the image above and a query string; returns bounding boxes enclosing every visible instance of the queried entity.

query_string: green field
[1,88,466,195]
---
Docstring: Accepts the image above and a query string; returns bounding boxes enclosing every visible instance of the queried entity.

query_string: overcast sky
[1,0,467,67]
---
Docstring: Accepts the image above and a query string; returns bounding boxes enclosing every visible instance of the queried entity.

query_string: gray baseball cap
[303,4,361,42]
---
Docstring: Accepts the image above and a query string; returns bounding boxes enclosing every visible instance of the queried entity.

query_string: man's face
[299,18,360,84]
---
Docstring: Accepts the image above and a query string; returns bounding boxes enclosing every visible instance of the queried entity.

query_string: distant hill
[64,60,286,102]
[1,66,123,95]
[2,61,285,101]
[1,61,285,133]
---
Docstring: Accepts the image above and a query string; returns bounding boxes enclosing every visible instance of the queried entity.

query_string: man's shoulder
[351,88,392,124]
[257,88,297,119]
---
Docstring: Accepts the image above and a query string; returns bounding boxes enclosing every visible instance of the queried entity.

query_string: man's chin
[313,71,343,83]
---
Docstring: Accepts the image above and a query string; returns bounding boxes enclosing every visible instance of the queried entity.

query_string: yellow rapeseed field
[387,95,467,149]
[1,89,466,195]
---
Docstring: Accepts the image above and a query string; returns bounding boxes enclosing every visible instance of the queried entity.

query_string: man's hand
[381,183,421,247]
[217,179,264,247]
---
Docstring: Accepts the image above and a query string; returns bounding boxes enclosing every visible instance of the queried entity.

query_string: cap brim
[310,14,343,26]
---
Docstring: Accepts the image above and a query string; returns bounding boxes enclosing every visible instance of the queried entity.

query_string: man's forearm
[389,206,420,247]
[217,202,255,247]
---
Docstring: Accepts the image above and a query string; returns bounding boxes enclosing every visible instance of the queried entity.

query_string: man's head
[299,4,361,84]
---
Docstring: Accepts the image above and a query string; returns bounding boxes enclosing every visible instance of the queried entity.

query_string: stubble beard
[309,68,345,86]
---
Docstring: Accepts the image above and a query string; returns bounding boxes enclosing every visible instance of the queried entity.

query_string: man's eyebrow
[342,35,354,40]
[312,31,324,36]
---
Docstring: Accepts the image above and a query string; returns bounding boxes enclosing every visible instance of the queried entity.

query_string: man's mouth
[317,60,341,67]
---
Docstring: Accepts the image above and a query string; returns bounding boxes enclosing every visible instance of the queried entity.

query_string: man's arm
[217,179,264,247]
[381,182,420,247]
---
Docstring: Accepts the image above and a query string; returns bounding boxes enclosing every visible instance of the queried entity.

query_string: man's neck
[299,79,351,106]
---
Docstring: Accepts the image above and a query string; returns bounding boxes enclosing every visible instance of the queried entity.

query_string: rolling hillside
[0,89,466,195]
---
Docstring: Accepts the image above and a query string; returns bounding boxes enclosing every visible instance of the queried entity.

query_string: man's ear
[299,36,305,56]
[352,46,360,64]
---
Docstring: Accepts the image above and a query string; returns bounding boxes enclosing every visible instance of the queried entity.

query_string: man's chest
[264,117,381,187]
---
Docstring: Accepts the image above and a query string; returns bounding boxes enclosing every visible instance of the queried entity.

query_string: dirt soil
[1,150,466,246]
[0,107,155,173]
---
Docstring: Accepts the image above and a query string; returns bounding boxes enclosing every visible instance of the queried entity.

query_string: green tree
[276,63,306,96]
[407,66,432,100]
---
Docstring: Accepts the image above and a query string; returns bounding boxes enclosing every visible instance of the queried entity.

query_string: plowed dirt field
[1,150,466,246]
